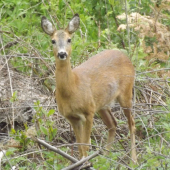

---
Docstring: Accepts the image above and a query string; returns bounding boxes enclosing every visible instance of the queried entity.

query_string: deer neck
[55,59,77,98]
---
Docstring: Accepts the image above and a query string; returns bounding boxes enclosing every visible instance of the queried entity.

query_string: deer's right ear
[41,16,55,35]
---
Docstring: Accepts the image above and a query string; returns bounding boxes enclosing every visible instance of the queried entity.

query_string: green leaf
[11,128,16,134]
[10,91,18,102]
[108,0,114,6]
[47,109,55,116]
[52,128,57,137]
[40,125,48,135]
[6,148,17,156]
[34,100,40,106]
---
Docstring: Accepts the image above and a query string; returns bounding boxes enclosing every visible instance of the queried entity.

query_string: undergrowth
[0,0,170,169]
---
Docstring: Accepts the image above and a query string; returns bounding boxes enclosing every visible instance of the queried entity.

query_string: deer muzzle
[58,52,67,60]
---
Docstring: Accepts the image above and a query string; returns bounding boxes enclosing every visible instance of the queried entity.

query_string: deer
[41,14,137,163]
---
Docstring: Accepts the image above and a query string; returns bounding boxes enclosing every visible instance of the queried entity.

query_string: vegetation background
[0,0,170,169]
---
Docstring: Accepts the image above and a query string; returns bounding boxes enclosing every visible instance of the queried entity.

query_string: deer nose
[58,52,67,59]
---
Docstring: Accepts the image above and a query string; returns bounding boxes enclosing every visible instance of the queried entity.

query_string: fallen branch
[33,137,100,170]
[62,150,100,170]
[33,137,78,163]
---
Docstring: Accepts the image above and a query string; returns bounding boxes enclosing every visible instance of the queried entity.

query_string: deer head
[41,14,80,61]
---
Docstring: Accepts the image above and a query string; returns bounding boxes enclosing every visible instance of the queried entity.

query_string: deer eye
[51,40,56,44]
[67,39,71,43]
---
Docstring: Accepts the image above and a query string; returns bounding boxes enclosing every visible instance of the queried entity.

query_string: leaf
[52,128,57,137]
[108,0,114,6]
[10,91,18,102]
[47,109,55,116]
[6,148,17,156]
[59,0,64,10]
[34,100,40,106]
[11,128,16,134]
[163,122,170,130]
[40,125,48,135]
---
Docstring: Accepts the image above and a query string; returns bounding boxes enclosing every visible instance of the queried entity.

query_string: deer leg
[118,94,137,163]
[123,108,136,163]
[68,117,84,158]
[80,113,94,158]
[68,113,94,159]
[98,108,117,150]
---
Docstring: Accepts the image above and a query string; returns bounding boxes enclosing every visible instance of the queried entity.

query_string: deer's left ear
[66,14,80,34]
[41,16,56,35]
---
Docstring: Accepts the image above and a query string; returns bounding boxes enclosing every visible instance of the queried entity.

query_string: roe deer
[41,14,137,163]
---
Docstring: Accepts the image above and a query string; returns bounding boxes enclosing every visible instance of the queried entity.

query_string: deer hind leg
[68,113,94,159]
[98,108,117,150]
[118,93,137,163]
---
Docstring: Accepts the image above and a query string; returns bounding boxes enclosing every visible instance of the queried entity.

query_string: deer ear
[41,16,55,35]
[66,14,80,34]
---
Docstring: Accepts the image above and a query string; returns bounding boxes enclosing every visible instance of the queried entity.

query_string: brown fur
[41,14,137,163]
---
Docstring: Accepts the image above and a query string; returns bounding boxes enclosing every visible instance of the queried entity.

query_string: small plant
[33,101,57,141]
[10,91,18,103]
[11,128,31,152]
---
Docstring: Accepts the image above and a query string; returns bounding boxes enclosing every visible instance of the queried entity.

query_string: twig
[2,149,45,162]
[110,5,125,49]
[0,32,15,129]
[33,137,78,163]
[136,68,170,74]
[33,138,99,170]
[0,40,18,51]
[98,21,101,47]
[136,113,151,148]
[105,0,110,43]
[62,151,100,170]
[0,30,11,34]
[63,0,74,15]
[0,148,12,170]
[153,3,163,33]
[124,0,131,54]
